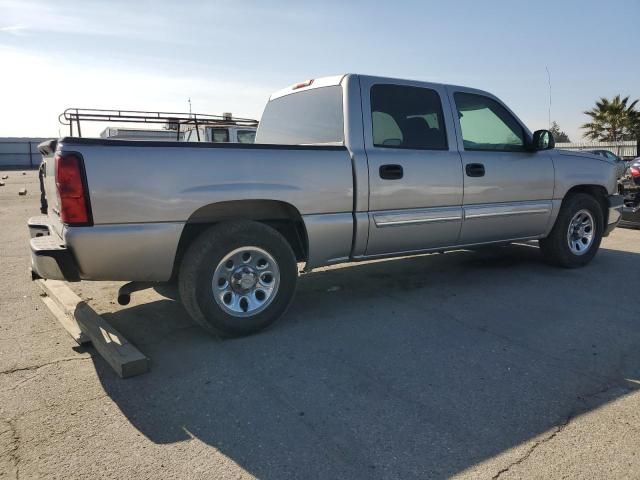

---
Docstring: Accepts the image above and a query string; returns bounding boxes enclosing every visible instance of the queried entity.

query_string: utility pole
[188,98,192,117]
[545,66,551,129]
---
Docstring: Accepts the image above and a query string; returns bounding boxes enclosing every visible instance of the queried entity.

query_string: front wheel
[178,220,298,337]
[539,193,604,268]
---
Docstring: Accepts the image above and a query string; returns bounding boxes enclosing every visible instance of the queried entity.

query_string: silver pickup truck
[29,74,624,337]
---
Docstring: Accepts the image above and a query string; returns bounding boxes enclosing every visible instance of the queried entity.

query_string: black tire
[539,193,604,268]
[178,220,298,337]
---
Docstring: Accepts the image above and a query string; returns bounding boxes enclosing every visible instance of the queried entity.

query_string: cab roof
[268,73,492,101]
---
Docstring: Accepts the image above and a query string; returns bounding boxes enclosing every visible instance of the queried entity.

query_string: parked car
[585,149,627,178]
[619,157,640,228]
[620,157,640,187]
[29,74,624,337]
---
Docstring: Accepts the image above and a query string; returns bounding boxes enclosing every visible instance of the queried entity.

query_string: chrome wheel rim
[212,247,280,317]
[567,209,595,256]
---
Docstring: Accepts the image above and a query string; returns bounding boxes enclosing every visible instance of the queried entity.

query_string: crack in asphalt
[491,381,635,479]
[0,392,110,480]
[0,356,90,376]
[491,417,571,479]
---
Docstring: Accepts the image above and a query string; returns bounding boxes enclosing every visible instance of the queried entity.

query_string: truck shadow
[92,241,640,479]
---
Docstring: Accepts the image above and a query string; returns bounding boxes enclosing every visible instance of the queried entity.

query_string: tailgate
[37,140,65,239]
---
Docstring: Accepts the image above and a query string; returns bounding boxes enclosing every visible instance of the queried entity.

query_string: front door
[362,80,464,256]
[448,89,555,244]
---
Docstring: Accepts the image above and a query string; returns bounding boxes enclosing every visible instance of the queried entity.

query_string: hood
[554,149,616,165]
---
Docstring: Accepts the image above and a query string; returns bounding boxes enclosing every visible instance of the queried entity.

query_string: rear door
[361,78,464,256]
[448,89,555,244]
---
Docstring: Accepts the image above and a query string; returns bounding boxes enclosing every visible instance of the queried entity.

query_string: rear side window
[454,93,525,151]
[370,84,447,150]
[256,86,344,145]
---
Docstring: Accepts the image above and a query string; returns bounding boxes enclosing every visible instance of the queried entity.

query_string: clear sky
[1,0,638,140]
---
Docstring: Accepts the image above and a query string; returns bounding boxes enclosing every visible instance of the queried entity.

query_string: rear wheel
[539,193,604,268]
[178,220,298,337]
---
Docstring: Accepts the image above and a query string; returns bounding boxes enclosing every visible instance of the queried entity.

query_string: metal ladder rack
[59,108,259,141]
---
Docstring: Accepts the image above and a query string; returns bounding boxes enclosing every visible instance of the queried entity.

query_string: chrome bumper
[28,216,80,282]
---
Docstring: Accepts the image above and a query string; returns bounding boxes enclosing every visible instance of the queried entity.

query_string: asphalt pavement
[2,170,640,479]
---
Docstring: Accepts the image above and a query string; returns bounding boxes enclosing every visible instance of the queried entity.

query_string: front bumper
[620,203,640,228]
[603,194,624,236]
[28,216,80,282]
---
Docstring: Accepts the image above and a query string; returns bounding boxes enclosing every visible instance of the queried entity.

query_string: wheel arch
[563,184,609,227]
[172,199,308,279]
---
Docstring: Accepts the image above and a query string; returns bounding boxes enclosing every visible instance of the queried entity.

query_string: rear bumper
[28,216,80,282]
[603,194,624,236]
[28,216,183,282]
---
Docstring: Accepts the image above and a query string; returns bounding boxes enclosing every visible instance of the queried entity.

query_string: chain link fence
[555,140,637,159]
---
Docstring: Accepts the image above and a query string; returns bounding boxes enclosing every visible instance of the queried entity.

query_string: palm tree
[627,109,640,156]
[581,95,638,142]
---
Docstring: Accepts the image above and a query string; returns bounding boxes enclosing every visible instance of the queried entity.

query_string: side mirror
[529,130,555,151]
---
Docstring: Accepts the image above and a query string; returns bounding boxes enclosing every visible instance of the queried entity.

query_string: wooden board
[40,295,88,344]
[36,279,149,378]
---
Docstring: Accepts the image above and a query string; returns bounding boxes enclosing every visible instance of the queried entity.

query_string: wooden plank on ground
[37,279,89,344]
[36,279,149,378]
[40,295,87,344]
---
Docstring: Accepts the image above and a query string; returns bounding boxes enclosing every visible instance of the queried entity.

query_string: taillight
[55,153,91,225]
[631,166,640,178]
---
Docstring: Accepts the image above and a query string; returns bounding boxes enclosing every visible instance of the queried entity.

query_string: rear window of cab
[255,86,344,145]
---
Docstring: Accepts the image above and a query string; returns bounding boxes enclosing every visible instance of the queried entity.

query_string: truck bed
[36,137,355,281]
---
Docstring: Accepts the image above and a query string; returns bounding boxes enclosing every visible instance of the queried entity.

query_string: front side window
[454,93,525,152]
[370,84,447,150]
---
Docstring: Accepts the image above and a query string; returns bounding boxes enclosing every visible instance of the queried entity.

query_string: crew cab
[29,74,624,337]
